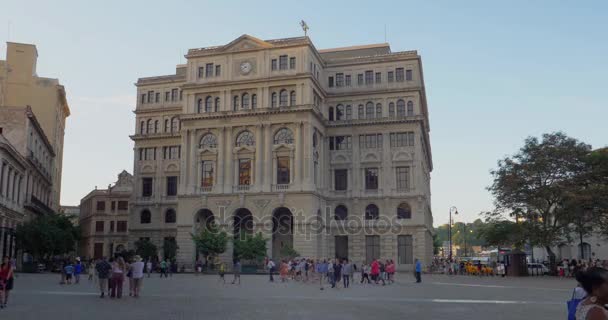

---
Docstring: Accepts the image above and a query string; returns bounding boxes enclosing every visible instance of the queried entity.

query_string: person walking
[317,260,328,290]
[232,260,241,285]
[130,255,145,298]
[218,262,226,284]
[342,260,352,288]
[370,259,380,284]
[333,260,342,288]
[0,256,14,308]
[159,259,167,278]
[575,267,608,319]
[88,259,96,282]
[110,257,126,298]
[95,257,112,298]
[327,260,335,288]
[146,259,153,278]
[64,260,74,285]
[74,258,82,284]
[267,259,276,282]
[415,258,422,283]
[361,263,370,284]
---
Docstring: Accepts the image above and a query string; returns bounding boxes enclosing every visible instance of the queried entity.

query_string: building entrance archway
[272,207,293,261]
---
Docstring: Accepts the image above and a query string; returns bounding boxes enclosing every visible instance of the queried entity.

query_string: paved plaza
[2,273,574,319]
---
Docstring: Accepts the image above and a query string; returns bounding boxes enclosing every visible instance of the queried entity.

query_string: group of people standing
[92,255,145,298]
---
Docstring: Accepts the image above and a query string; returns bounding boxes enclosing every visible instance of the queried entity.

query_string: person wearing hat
[130,255,145,297]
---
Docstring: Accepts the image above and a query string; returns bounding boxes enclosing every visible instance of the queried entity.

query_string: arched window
[164,119,169,132]
[140,121,145,134]
[205,96,213,112]
[290,90,296,106]
[197,98,203,113]
[397,203,412,219]
[346,105,352,120]
[242,93,250,109]
[165,209,176,223]
[251,94,257,109]
[407,101,414,116]
[171,117,179,133]
[366,102,374,119]
[336,104,344,120]
[376,103,382,118]
[215,97,220,112]
[397,99,406,117]
[389,102,395,117]
[273,128,294,144]
[328,107,334,121]
[334,205,348,220]
[199,133,217,148]
[154,120,159,133]
[146,119,153,133]
[271,92,277,108]
[235,130,255,147]
[365,204,379,220]
[279,90,288,107]
[358,105,364,119]
[233,95,239,111]
[140,209,151,224]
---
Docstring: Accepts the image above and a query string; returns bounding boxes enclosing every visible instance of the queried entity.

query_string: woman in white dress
[575,267,608,320]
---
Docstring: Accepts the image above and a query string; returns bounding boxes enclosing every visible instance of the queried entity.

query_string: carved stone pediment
[223,35,273,52]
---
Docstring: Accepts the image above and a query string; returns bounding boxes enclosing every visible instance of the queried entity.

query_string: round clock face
[240,62,252,74]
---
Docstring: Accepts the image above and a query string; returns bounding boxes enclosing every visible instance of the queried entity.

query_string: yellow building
[0,42,70,212]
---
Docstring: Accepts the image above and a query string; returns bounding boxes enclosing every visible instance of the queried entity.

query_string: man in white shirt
[267,259,276,282]
[131,256,145,298]
[145,260,152,278]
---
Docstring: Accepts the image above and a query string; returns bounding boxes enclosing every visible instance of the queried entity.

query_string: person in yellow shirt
[218,262,226,284]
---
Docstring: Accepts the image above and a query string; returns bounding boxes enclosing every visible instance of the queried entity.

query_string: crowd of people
[431,258,504,277]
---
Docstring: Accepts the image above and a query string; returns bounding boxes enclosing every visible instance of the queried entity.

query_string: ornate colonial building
[130,35,433,270]
[79,171,132,259]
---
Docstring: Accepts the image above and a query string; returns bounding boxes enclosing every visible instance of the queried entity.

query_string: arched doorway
[272,207,293,261]
[194,209,215,264]
[579,242,592,260]
[233,208,254,240]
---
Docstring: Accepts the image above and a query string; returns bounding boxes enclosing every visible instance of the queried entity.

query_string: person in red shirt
[370,259,380,283]
[0,256,14,309]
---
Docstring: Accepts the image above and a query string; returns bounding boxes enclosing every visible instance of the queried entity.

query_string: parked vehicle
[527,263,549,275]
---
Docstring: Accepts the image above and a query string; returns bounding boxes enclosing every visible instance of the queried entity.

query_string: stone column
[294,122,302,189]
[255,124,263,191]
[224,128,233,193]
[264,124,272,192]
[302,122,314,189]
[217,127,225,192]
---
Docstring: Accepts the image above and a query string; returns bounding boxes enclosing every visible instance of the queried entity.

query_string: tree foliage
[15,214,80,259]
[279,245,299,260]
[191,224,228,260]
[477,218,526,250]
[134,239,158,261]
[163,238,179,261]
[233,232,267,262]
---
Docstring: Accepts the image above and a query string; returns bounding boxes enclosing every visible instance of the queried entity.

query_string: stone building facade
[130,35,433,271]
[0,42,70,212]
[79,171,132,259]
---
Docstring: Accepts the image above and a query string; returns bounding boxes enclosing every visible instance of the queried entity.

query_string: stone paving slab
[0,273,575,320]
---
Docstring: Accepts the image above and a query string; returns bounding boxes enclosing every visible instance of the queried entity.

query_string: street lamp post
[448,206,458,261]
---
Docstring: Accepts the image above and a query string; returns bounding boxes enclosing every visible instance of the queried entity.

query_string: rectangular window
[96,201,105,212]
[396,166,410,191]
[328,76,334,88]
[277,156,290,184]
[205,63,214,77]
[166,176,178,196]
[366,235,381,263]
[180,90,183,101]
[143,148,155,160]
[163,146,181,159]
[142,177,153,197]
[406,69,413,81]
[165,92,170,101]
[335,73,344,87]
[117,221,127,232]
[215,65,221,76]
[238,159,251,185]
[171,89,178,101]
[279,55,288,70]
[365,70,373,85]
[110,221,115,232]
[201,161,214,187]
[155,92,160,103]
[289,57,296,69]
[140,94,146,104]
[271,59,277,70]
[396,68,405,82]
[198,67,204,78]
[388,71,394,82]
[398,235,413,264]
[329,136,352,150]
[111,201,116,211]
[357,74,363,85]
[334,169,348,191]
[345,75,351,87]
[390,132,415,147]
[359,134,383,149]
[117,201,129,210]
[365,168,379,190]
[375,72,381,84]
[95,221,104,233]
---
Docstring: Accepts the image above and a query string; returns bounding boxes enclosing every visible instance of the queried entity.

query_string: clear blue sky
[1,0,606,226]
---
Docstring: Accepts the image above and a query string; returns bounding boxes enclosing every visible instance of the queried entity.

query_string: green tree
[134,239,158,261]
[279,245,299,260]
[587,148,608,236]
[191,224,228,262]
[487,132,591,268]
[15,214,80,260]
[477,218,526,250]
[432,233,441,255]
[163,238,179,261]
[233,232,267,264]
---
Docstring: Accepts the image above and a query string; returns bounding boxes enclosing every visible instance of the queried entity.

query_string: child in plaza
[64,261,74,284]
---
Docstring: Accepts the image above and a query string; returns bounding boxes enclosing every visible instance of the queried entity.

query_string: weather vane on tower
[300,20,309,37]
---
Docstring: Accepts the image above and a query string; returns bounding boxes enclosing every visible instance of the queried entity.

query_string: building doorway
[335,236,348,261]
[272,207,293,261]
